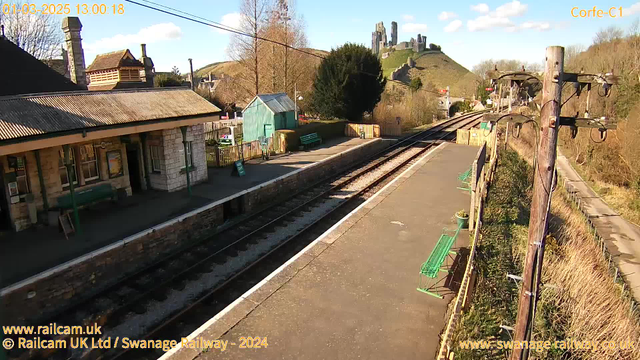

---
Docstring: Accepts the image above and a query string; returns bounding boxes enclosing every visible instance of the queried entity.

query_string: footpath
[557,152,640,301]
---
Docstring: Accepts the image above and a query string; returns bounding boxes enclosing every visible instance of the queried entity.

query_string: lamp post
[294,83,303,124]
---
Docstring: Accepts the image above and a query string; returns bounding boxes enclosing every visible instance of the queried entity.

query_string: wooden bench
[417,224,462,298]
[300,133,322,148]
[457,166,473,193]
[56,183,117,210]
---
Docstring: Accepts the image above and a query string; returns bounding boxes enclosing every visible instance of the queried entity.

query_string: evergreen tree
[310,43,386,121]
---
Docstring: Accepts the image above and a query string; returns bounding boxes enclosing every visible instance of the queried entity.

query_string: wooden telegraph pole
[510,46,564,360]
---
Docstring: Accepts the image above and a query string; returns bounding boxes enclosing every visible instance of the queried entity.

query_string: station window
[59,148,77,187]
[15,156,29,195]
[79,144,99,181]
[150,145,162,172]
[185,141,193,169]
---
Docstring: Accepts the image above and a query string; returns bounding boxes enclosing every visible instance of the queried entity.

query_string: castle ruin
[371,20,427,56]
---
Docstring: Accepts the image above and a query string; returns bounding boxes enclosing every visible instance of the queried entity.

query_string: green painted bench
[56,183,117,210]
[457,166,473,192]
[417,224,462,298]
[300,133,322,148]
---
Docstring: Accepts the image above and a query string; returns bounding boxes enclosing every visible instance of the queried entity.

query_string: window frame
[150,145,162,173]
[185,141,193,169]
[79,144,99,182]
[59,147,78,188]
[14,156,29,197]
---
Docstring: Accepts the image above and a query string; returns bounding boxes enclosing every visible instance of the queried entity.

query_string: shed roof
[244,93,296,114]
[0,36,79,96]
[0,88,221,142]
[86,49,144,72]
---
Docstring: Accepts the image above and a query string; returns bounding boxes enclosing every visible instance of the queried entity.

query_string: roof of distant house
[244,93,297,114]
[0,88,221,142]
[0,36,79,96]
[86,49,144,72]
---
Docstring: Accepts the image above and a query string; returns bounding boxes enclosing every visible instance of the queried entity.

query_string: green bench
[300,133,322,148]
[417,224,462,298]
[457,166,473,192]
[56,183,117,210]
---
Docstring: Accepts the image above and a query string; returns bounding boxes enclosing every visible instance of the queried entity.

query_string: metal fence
[206,137,274,167]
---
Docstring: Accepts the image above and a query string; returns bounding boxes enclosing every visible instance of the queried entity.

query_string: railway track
[7,112,484,360]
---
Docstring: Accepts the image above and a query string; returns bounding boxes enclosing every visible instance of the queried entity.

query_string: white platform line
[159,141,447,359]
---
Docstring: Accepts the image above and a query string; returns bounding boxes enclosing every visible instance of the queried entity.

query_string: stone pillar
[61,17,87,88]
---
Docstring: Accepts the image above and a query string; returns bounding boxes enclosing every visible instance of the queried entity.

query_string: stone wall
[146,125,207,192]
[1,138,131,231]
[0,138,393,324]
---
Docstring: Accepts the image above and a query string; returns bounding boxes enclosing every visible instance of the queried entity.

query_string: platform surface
[0,137,375,288]
[166,142,480,360]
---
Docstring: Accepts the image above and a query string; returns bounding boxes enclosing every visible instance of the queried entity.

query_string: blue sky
[50,0,640,73]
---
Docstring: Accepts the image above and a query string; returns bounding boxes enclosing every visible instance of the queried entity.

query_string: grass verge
[451,144,640,359]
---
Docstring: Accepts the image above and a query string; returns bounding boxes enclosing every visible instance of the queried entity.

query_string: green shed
[242,93,298,142]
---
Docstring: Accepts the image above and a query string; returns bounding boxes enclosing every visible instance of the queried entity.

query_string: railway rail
[6,112,484,360]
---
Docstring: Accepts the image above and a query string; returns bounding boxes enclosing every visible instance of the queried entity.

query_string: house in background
[86,46,155,91]
[0,17,221,232]
[242,93,298,142]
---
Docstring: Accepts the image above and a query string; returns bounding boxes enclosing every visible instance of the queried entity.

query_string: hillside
[195,48,329,78]
[381,49,479,98]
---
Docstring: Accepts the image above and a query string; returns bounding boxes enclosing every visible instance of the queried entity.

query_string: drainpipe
[34,149,49,212]
[63,145,80,234]
[180,126,192,196]
[140,133,152,190]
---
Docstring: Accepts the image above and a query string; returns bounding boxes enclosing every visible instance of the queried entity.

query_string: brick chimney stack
[139,43,155,87]
[61,17,87,88]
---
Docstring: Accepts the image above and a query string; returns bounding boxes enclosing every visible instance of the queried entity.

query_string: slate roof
[0,36,79,96]
[244,93,296,114]
[0,88,221,142]
[86,49,144,72]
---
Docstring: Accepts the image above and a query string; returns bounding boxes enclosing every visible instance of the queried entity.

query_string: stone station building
[0,89,220,232]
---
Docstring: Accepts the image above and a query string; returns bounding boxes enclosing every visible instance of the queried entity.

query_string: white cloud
[401,23,428,33]
[467,15,512,31]
[444,20,463,32]
[470,3,490,13]
[218,12,242,33]
[85,23,182,55]
[402,14,415,21]
[623,2,640,16]
[453,40,464,46]
[438,11,458,21]
[520,21,551,31]
[495,1,528,17]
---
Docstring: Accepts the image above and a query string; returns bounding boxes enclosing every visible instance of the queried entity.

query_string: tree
[227,0,271,96]
[593,25,624,45]
[428,43,441,51]
[409,76,423,92]
[310,43,386,121]
[171,66,181,76]
[476,81,490,104]
[261,0,309,98]
[0,0,62,59]
[155,70,182,87]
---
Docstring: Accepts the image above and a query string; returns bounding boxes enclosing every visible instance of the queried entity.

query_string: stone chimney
[139,43,155,87]
[61,17,87,88]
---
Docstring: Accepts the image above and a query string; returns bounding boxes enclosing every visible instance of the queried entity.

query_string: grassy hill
[381,49,479,98]
[195,48,329,78]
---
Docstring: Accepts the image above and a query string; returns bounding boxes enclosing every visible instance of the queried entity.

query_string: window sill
[179,166,197,174]
[62,178,102,191]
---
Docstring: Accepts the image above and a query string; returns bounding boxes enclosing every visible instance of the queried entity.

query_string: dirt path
[557,152,640,302]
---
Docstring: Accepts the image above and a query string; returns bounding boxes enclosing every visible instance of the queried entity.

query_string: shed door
[264,124,274,138]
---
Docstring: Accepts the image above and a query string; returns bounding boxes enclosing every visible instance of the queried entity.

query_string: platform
[0,137,376,288]
[164,142,480,360]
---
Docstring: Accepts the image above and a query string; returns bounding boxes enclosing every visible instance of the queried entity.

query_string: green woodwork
[56,183,116,210]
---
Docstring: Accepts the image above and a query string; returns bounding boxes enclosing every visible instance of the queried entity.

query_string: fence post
[469,160,478,231]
